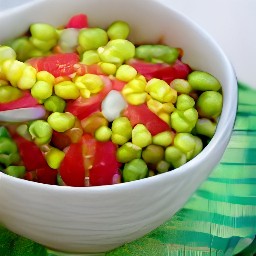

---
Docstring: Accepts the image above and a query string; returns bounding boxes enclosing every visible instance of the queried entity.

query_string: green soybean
[78,28,108,51]
[142,144,164,164]
[116,142,142,163]
[107,20,130,40]
[188,71,221,91]
[47,112,76,132]
[123,158,148,182]
[135,44,179,64]
[0,85,22,103]
[44,95,66,113]
[28,120,53,145]
[4,165,25,178]
[196,91,223,118]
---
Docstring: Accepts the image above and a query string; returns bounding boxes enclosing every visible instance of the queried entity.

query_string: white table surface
[1,0,255,88]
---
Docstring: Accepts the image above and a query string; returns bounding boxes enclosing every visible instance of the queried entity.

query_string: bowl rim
[0,0,238,192]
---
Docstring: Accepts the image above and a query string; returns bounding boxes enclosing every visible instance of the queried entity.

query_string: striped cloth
[0,83,255,256]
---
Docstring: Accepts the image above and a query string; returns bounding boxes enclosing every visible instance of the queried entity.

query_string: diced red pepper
[0,90,38,111]
[123,103,171,136]
[65,14,88,29]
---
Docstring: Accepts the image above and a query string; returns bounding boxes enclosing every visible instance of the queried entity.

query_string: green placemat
[0,83,256,256]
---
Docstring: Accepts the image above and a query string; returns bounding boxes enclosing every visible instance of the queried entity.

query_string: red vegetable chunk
[128,59,191,83]
[59,134,120,187]
[65,14,88,29]
[28,53,80,77]
[123,103,171,136]
[66,75,112,119]
[0,90,38,111]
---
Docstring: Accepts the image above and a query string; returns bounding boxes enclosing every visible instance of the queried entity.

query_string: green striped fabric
[0,83,255,256]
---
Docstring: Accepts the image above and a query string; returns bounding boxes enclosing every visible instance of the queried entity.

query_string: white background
[1,0,255,88]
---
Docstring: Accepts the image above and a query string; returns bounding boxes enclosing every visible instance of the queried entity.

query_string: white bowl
[0,0,237,254]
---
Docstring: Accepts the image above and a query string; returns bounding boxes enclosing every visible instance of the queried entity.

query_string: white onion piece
[101,90,127,122]
[0,106,46,122]
[59,28,79,52]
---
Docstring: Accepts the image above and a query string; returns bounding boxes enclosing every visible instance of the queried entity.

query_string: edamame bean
[44,95,66,113]
[81,50,101,65]
[123,158,148,182]
[78,28,108,51]
[196,91,223,118]
[98,39,135,64]
[173,133,196,153]
[195,118,217,138]
[4,166,25,178]
[116,142,142,163]
[0,85,22,103]
[170,79,192,94]
[152,131,174,147]
[31,80,53,100]
[170,108,198,133]
[28,120,53,145]
[188,71,221,91]
[107,20,130,40]
[135,44,179,64]
[47,112,76,132]
[95,126,112,142]
[0,46,16,63]
[165,146,187,168]
[142,144,164,164]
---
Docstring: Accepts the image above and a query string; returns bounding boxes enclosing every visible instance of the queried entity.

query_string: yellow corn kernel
[115,64,137,82]
[37,71,55,84]
[122,78,147,105]
[17,65,37,90]
[74,74,104,98]
[54,80,80,99]
[146,78,177,103]
[2,60,25,87]
[147,98,175,124]
[100,62,117,75]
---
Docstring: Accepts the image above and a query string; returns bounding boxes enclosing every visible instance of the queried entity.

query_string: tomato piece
[90,140,120,186]
[59,139,87,187]
[150,59,191,83]
[65,14,88,29]
[123,103,171,136]
[128,58,191,83]
[28,53,80,77]
[59,133,96,187]
[0,90,38,111]
[66,75,112,119]
[59,134,120,187]
[111,78,126,91]
[12,134,48,171]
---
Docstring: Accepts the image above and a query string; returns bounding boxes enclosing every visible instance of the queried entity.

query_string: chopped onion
[0,106,46,122]
[101,90,127,122]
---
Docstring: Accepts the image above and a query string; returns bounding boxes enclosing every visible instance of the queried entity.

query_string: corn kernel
[146,78,177,103]
[54,80,80,99]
